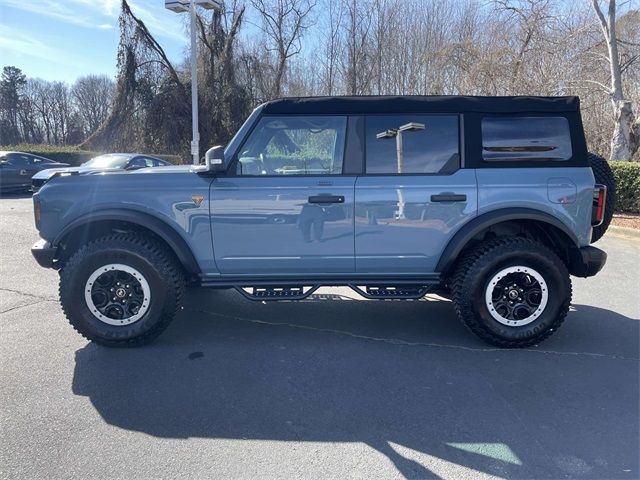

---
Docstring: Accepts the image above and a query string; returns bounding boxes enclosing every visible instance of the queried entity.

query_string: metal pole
[190,0,199,165]
[395,131,405,219]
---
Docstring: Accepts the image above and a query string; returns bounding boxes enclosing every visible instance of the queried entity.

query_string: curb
[608,225,640,239]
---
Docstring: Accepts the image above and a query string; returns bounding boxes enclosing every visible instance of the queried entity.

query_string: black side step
[349,285,432,300]
[235,285,320,301]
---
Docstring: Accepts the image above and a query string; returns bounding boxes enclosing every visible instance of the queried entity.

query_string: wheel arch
[54,209,201,274]
[436,208,580,275]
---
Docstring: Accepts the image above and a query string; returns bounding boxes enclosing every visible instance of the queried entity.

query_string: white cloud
[0,24,78,67]
[1,0,103,29]
[2,0,187,42]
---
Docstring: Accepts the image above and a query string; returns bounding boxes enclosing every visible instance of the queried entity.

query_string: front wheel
[59,233,185,347]
[451,237,571,348]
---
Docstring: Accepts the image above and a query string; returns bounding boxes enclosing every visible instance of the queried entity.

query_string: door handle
[431,194,467,202]
[308,195,345,204]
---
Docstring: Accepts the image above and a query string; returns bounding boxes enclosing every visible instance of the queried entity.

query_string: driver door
[210,115,356,275]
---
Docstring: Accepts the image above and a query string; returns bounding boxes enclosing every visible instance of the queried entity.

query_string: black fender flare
[54,209,201,274]
[435,208,580,274]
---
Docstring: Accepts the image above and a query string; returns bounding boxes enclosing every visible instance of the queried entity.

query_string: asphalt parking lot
[0,193,638,480]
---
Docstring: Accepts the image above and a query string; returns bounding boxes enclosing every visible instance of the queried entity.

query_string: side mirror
[204,145,226,173]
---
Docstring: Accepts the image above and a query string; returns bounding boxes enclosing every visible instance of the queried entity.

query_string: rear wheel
[451,237,571,348]
[588,152,615,243]
[59,233,185,347]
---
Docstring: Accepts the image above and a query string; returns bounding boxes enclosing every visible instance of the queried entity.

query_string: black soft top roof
[261,95,580,115]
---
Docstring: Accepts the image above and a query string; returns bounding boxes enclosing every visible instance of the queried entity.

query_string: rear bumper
[568,245,607,278]
[31,239,57,268]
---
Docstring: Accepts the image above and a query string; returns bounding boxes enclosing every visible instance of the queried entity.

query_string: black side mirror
[204,146,226,173]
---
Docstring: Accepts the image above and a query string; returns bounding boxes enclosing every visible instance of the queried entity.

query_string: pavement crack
[0,298,57,314]
[188,308,640,362]
[0,287,56,302]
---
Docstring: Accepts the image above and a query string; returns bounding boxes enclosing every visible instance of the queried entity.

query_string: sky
[0,0,191,83]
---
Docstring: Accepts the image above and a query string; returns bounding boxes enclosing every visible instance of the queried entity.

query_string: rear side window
[482,116,572,162]
[365,115,459,174]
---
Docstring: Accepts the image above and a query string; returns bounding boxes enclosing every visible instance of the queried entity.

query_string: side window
[5,154,28,166]
[236,115,347,175]
[28,155,49,164]
[365,115,459,174]
[129,158,144,168]
[129,157,154,168]
[482,116,572,162]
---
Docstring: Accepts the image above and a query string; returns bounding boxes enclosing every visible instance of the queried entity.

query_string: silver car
[30,153,172,192]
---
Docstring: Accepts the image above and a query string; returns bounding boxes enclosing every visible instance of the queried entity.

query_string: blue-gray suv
[31,96,615,348]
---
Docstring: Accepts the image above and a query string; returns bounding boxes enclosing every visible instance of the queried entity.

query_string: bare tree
[72,75,115,136]
[317,0,345,95]
[592,0,639,160]
[250,0,316,98]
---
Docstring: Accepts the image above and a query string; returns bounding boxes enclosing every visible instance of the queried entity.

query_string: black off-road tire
[451,237,571,348]
[59,233,185,347]
[588,152,616,243]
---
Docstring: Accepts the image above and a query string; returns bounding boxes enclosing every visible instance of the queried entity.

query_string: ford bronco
[31,96,614,348]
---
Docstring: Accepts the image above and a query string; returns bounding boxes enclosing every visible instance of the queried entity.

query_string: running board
[233,283,437,301]
[349,285,433,300]
[235,285,320,301]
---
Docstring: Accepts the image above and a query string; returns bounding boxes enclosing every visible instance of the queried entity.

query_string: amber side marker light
[592,184,607,227]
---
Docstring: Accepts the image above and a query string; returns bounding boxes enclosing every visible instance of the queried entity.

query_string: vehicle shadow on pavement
[72,294,639,479]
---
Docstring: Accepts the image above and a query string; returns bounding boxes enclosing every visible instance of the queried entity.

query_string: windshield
[82,154,131,168]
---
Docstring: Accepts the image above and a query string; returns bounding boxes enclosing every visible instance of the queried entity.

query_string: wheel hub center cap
[508,289,519,300]
[115,287,127,298]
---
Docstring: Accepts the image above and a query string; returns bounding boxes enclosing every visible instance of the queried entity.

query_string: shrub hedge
[610,161,640,214]
[0,144,184,166]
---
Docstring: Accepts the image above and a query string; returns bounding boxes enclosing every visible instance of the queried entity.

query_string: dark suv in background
[0,151,69,193]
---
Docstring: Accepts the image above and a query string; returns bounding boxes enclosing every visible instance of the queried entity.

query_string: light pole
[165,0,222,165]
[376,122,426,219]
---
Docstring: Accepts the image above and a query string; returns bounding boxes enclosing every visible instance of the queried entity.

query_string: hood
[38,162,69,169]
[129,164,194,174]
[31,165,123,181]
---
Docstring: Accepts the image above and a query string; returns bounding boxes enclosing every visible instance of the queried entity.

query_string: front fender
[54,208,201,274]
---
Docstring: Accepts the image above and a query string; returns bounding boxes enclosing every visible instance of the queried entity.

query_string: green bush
[610,161,640,214]
[0,144,183,166]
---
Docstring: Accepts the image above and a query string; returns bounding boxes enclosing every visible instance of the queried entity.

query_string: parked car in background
[31,153,172,192]
[0,151,69,193]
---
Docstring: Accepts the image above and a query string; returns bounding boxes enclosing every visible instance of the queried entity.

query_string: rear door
[355,114,477,274]
[210,115,356,275]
